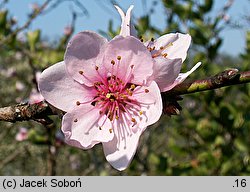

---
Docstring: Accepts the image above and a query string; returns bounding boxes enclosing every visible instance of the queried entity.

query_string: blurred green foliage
[0,0,249,175]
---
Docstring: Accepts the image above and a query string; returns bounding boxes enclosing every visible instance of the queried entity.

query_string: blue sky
[4,0,250,56]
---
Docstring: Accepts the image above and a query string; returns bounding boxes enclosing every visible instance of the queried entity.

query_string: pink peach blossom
[39,32,162,170]
[29,88,44,104]
[29,72,44,104]
[15,127,28,141]
[39,5,201,171]
[116,5,201,92]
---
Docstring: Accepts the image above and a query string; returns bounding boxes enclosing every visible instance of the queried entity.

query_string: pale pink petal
[103,125,143,171]
[150,57,183,92]
[149,33,191,62]
[162,62,202,92]
[115,5,137,37]
[38,61,95,112]
[102,81,162,171]
[29,88,44,104]
[62,105,114,149]
[64,31,108,86]
[132,81,162,127]
[102,36,154,85]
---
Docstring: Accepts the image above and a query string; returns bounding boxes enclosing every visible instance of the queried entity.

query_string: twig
[165,69,250,95]
[0,69,249,123]
[0,0,51,46]
[0,0,8,9]
[42,0,88,16]
[0,148,23,170]
[162,69,250,116]
[0,101,56,124]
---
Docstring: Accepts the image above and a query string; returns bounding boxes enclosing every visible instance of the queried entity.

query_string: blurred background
[0,0,249,175]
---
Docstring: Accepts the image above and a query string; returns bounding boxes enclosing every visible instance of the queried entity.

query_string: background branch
[0,69,249,123]
[0,0,51,46]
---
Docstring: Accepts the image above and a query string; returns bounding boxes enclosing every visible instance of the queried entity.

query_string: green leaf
[0,10,8,29]
[27,29,41,52]
[234,138,248,152]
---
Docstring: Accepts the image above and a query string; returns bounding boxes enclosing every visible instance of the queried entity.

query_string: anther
[74,119,78,122]
[145,89,149,93]
[130,65,134,69]
[76,101,81,106]
[109,84,114,88]
[95,66,99,70]
[131,118,136,123]
[106,93,111,98]
[79,71,83,75]
[151,37,154,42]
[115,115,119,120]
[111,60,115,65]
[162,53,168,57]
[117,56,121,60]
[99,127,102,130]
[130,84,135,90]
[160,46,164,50]
[139,111,143,115]
[109,128,113,133]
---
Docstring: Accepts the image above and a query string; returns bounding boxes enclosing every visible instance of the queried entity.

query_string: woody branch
[0,69,249,123]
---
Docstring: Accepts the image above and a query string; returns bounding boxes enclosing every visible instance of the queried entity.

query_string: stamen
[111,60,115,65]
[151,42,173,58]
[106,93,111,98]
[79,71,83,75]
[95,66,99,70]
[139,111,143,115]
[117,56,121,60]
[162,53,168,58]
[99,127,102,130]
[139,35,144,42]
[145,89,149,93]
[151,37,154,42]
[109,128,113,133]
[76,101,81,106]
[74,119,78,122]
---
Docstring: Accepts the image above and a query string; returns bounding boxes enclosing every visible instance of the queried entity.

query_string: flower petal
[38,61,95,112]
[103,125,143,171]
[150,33,191,62]
[132,81,162,127]
[62,105,114,149]
[150,57,183,92]
[115,5,137,37]
[163,62,202,91]
[102,81,161,171]
[64,31,108,86]
[102,36,154,85]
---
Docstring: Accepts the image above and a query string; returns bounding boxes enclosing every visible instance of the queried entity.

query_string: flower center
[75,56,149,134]
[93,75,137,121]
